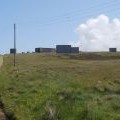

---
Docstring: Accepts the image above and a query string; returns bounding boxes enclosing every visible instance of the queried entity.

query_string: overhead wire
[30,0,117,23]
[17,0,120,28]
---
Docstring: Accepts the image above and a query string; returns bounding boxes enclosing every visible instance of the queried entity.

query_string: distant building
[71,47,79,53]
[109,48,117,52]
[35,48,55,53]
[35,48,41,53]
[56,45,79,53]
[10,48,16,54]
[56,45,71,53]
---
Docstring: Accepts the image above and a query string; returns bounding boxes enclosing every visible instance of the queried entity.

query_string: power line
[31,0,117,23]
[16,0,120,28]
[45,0,118,21]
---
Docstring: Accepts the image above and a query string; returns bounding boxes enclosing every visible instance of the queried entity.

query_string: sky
[1,0,120,54]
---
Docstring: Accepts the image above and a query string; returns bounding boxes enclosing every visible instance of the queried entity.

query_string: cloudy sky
[0,0,120,53]
[75,14,120,51]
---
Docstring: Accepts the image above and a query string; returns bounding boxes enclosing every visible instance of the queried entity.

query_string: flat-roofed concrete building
[56,45,71,53]
[109,48,117,52]
[10,48,16,54]
[35,48,40,53]
[35,48,55,53]
[71,47,79,53]
[56,45,79,53]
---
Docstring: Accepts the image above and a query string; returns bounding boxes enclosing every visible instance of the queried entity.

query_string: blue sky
[0,0,120,53]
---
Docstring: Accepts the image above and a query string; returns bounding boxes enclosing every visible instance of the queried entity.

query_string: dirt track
[0,56,3,67]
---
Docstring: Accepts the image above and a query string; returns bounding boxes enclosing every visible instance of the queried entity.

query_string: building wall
[35,48,55,53]
[40,48,55,52]
[10,48,16,54]
[71,47,79,53]
[56,45,71,53]
[56,45,79,53]
[109,48,117,52]
[35,48,40,53]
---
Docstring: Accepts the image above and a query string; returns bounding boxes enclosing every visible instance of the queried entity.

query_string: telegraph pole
[14,23,16,67]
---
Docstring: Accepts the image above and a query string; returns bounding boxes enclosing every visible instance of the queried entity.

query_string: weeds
[0,53,120,120]
[42,101,60,120]
[0,95,17,120]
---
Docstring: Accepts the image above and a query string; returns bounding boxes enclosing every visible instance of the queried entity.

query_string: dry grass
[0,53,120,120]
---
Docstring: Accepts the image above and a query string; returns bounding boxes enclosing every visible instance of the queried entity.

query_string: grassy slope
[0,53,120,120]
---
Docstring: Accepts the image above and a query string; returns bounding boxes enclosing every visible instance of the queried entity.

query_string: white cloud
[74,14,120,51]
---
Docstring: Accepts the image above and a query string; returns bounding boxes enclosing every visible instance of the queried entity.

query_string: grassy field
[0,53,120,120]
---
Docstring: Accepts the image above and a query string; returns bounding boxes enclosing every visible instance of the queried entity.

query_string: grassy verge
[0,53,120,120]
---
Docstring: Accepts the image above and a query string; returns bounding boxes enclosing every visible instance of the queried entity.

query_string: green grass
[0,53,120,120]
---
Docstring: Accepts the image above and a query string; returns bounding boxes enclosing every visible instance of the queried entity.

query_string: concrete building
[56,45,79,53]
[35,48,40,53]
[56,45,71,53]
[10,48,16,54]
[109,48,117,52]
[71,47,79,53]
[35,48,55,53]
